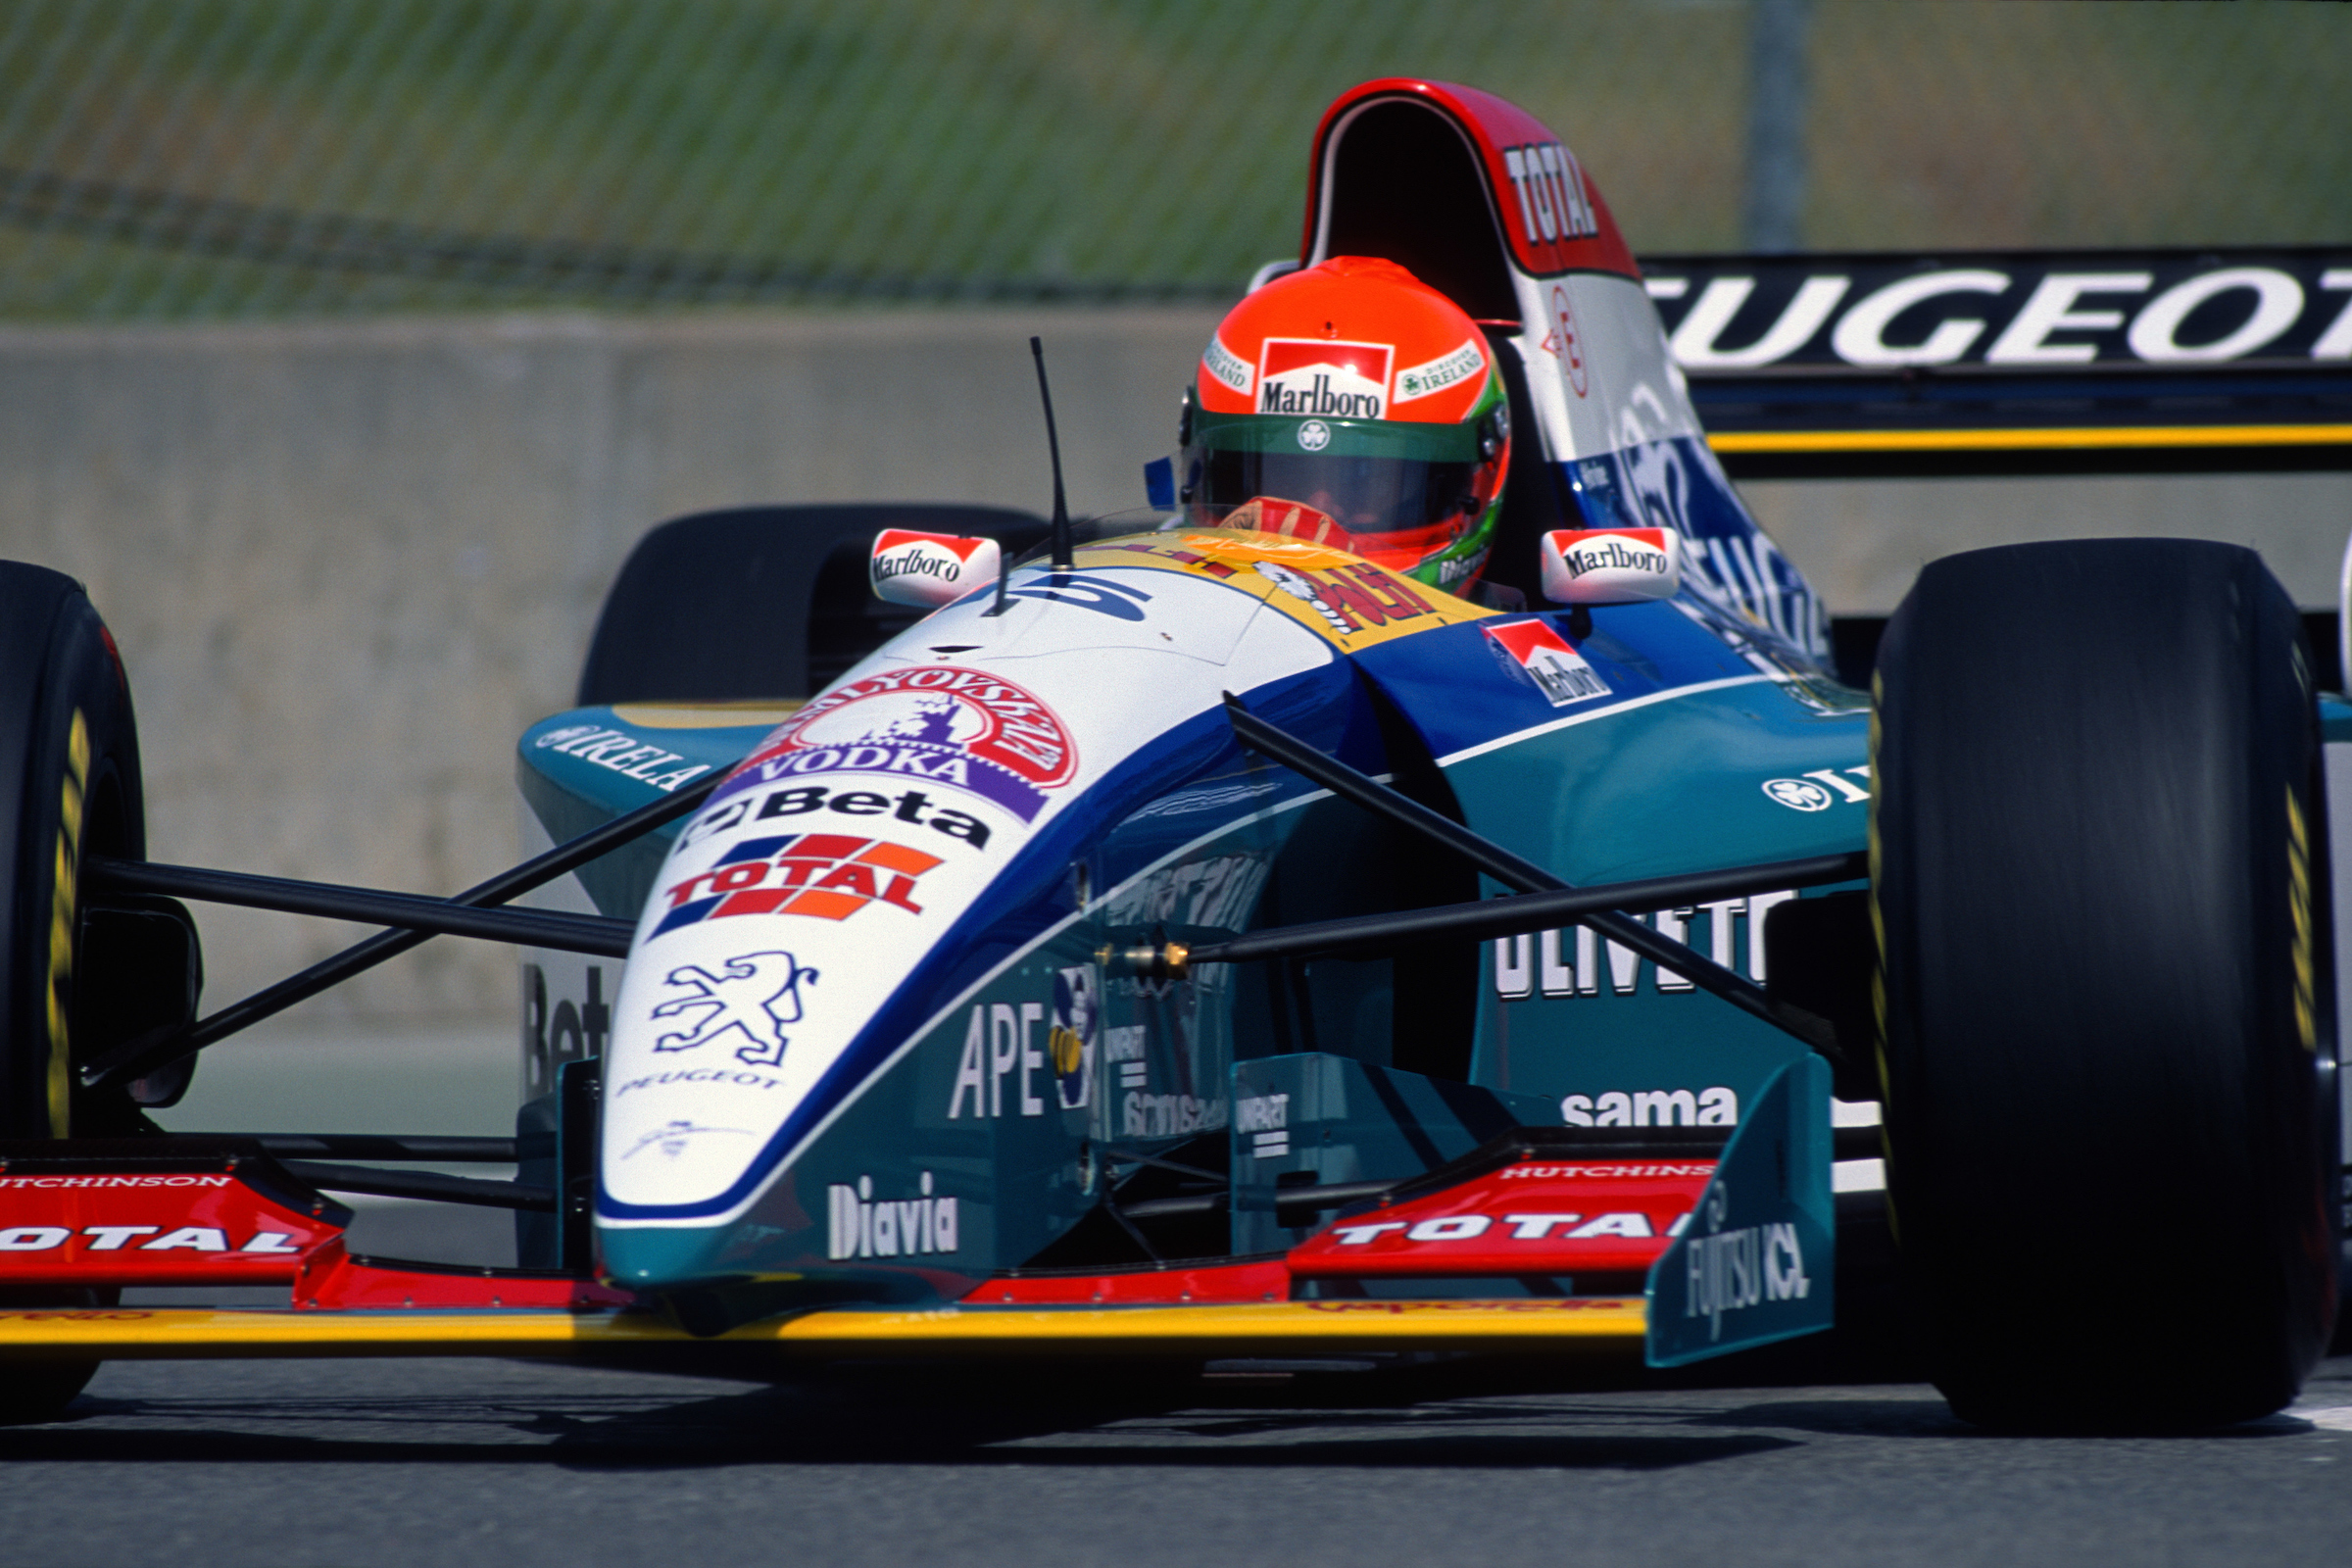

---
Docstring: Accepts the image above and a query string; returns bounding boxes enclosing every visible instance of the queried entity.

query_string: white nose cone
[598,551,1340,1229]
[1541,527,1683,606]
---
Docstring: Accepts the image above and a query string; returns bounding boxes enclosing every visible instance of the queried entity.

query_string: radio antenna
[1031,336,1074,570]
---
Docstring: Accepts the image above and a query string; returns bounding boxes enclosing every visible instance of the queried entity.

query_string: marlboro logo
[1484,619,1612,708]
[1257,338,1392,419]
[1557,535,1671,577]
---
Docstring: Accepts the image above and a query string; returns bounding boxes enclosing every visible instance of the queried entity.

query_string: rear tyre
[1875,539,2336,1431]
[0,563,150,1424]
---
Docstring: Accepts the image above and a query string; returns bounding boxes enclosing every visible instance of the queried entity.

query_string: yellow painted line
[0,1298,1647,1359]
[1707,424,2352,455]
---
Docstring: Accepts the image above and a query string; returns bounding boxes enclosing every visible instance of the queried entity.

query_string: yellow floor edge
[0,1298,1648,1359]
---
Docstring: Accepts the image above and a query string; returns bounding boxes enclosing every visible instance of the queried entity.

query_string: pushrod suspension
[1218,696,1838,1054]
[85,858,634,956]
[1176,851,1869,969]
[83,771,722,1089]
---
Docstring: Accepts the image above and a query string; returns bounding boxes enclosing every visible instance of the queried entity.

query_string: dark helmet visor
[1182,410,1486,545]
[1194,448,1480,538]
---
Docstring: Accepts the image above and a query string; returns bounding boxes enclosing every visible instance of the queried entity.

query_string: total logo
[825,1171,960,1260]
[654,832,943,938]
[1762,768,1872,812]
[0,1223,305,1255]
[1327,1211,1665,1246]
[1499,141,1600,248]
[715,667,1075,824]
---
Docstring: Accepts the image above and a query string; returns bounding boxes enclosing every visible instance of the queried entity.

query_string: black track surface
[6,1210,2349,1566]
[3,1350,2348,1567]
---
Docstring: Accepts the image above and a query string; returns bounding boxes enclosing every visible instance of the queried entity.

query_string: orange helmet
[1181,256,1509,593]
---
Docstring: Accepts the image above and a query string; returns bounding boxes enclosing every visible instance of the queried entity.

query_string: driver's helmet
[1181,255,1510,595]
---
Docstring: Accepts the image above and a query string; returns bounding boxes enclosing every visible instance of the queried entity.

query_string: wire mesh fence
[0,0,2346,321]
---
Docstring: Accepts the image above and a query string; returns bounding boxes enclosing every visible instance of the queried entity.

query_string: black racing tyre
[1875,538,2337,1431]
[0,563,150,1137]
[0,564,150,1424]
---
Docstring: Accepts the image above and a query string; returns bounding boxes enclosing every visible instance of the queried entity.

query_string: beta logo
[654,833,944,938]
[720,666,1076,824]
[826,1171,959,1260]
[1256,338,1393,419]
[687,783,994,852]
[1483,618,1611,708]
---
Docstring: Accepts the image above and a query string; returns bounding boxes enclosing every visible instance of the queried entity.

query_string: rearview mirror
[1540,527,1683,606]
[870,529,1002,610]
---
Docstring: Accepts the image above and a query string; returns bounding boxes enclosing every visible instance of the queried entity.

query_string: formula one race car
[3,77,2346,1434]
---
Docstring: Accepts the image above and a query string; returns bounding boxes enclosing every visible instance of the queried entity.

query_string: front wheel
[1874,538,2337,1430]
[0,563,154,1423]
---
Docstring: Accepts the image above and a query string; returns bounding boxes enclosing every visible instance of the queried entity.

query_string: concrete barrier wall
[2,309,2345,1019]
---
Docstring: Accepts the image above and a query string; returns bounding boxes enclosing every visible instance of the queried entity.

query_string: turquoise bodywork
[515,579,1869,1306]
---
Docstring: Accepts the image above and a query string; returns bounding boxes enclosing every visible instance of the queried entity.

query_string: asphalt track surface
[6,1027,2341,1566]
[7,1337,2352,1568]
[0,1200,2346,1568]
